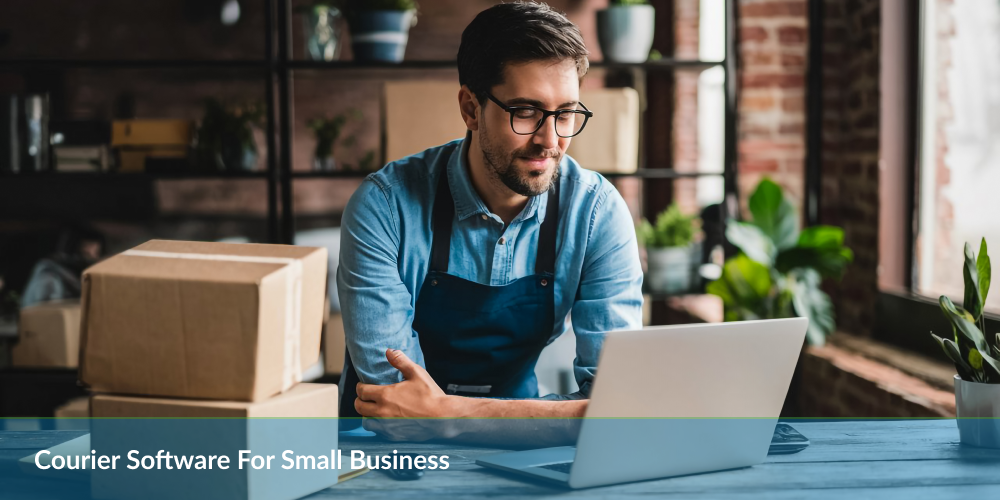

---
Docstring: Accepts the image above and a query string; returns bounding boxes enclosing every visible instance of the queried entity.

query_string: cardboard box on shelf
[54,396,90,418]
[322,313,346,376]
[384,80,467,163]
[80,239,328,402]
[12,300,82,369]
[565,87,640,174]
[111,120,193,172]
[91,383,340,500]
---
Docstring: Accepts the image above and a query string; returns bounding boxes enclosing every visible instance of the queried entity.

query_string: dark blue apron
[340,169,559,419]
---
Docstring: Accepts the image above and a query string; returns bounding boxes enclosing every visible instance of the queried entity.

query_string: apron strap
[535,181,560,275]
[430,170,455,272]
[429,168,560,274]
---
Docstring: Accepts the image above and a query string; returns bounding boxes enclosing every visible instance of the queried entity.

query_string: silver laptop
[475,317,808,489]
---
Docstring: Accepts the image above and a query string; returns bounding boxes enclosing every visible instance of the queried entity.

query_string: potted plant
[637,203,700,294]
[706,178,853,346]
[929,238,1000,448]
[307,110,360,171]
[194,99,264,172]
[597,0,656,63]
[300,2,345,62]
[341,0,418,63]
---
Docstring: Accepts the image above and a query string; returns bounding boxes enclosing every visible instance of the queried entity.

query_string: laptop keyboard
[537,462,573,474]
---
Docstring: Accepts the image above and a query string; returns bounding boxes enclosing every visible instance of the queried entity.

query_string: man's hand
[355,349,452,419]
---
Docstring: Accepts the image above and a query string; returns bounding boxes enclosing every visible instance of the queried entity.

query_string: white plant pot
[646,246,693,294]
[596,5,656,63]
[954,375,1000,448]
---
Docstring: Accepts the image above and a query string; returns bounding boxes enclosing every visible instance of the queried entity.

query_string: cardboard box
[322,312,346,376]
[12,300,81,368]
[91,384,340,500]
[112,120,192,172]
[384,80,467,162]
[80,240,328,401]
[54,396,90,418]
[565,87,640,174]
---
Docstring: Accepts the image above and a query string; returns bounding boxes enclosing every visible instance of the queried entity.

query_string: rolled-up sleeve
[337,179,420,385]
[564,185,644,397]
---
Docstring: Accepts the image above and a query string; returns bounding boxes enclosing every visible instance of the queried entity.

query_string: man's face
[478,59,579,197]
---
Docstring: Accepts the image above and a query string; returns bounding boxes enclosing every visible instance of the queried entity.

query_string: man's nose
[532,115,561,150]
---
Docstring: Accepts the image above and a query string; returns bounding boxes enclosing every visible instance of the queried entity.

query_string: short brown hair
[457,2,590,104]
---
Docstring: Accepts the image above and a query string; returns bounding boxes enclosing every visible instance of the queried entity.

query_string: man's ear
[458,85,481,131]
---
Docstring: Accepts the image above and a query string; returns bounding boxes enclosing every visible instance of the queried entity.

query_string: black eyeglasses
[485,92,593,138]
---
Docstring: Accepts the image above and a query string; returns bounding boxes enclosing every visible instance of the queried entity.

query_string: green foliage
[340,0,418,12]
[195,99,264,170]
[636,204,700,249]
[610,0,651,6]
[308,109,361,159]
[931,238,1000,383]
[707,178,854,346]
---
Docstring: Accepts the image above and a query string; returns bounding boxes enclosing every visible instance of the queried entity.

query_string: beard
[479,119,561,197]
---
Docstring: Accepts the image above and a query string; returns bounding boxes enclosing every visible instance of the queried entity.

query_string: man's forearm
[446,396,588,418]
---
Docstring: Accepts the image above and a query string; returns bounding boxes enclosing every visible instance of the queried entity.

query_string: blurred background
[0,0,998,422]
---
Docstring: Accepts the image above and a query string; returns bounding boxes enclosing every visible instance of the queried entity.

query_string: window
[915,0,1000,315]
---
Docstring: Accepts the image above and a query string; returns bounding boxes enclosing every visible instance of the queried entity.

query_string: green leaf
[940,296,990,353]
[785,268,835,346]
[978,238,991,306]
[707,255,773,321]
[725,221,776,266]
[968,348,984,370]
[932,333,974,379]
[963,242,983,321]
[775,226,854,279]
[748,179,799,250]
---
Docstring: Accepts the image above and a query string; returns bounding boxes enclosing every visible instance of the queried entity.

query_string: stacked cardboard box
[12,300,81,368]
[79,239,340,500]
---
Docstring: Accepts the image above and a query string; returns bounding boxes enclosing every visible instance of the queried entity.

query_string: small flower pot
[350,10,416,63]
[954,375,1000,449]
[646,245,695,294]
[313,156,337,172]
[596,5,656,63]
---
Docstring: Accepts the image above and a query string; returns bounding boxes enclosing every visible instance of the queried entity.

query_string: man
[338,2,642,425]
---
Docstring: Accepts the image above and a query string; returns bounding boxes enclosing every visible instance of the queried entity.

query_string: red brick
[739,159,780,173]
[741,26,769,43]
[741,1,808,18]
[742,72,806,88]
[778,26,808,44]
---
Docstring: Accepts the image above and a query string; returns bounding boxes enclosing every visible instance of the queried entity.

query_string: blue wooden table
[2,420,999,498]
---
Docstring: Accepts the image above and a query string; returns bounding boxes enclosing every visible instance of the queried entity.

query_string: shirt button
[498,237,506,245]
[540,279,549,287]
[481,214,487,220]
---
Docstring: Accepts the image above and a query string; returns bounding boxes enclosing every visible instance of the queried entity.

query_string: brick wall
[796,342,955,418]
[736,0,808,209]
[817,0,881,337]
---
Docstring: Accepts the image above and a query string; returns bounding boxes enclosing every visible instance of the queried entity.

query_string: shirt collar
[447,131,548,224]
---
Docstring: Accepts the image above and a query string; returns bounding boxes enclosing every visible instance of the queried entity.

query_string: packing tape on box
[122,249,304,392]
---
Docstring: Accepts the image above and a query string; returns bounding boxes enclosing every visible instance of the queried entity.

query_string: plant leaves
[706,255,773,321]
[725,221,776,266]
[978,238,991,306]
[786,268,835,346]
[963,242,983,321]
[774,226,854,279]
[940,296,990,354]
[748,178,799,251]
[932,333,974,380]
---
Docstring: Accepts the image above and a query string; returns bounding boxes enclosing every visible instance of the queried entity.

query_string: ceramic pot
[350,10,416,63]
[954,375,1000,448]
[646,245,694,294]
[596,5,656,63]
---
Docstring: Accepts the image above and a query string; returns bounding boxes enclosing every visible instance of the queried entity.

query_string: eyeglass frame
[484,92,594,138]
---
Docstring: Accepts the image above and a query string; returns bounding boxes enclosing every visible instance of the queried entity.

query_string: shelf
[285,58,724,71]
[0,171,269,180]
[602,169,723,179]
[291,171,372,179]
[1,59,270,70]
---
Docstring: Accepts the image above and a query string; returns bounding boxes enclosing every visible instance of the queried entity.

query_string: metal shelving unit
[1,0,738,246]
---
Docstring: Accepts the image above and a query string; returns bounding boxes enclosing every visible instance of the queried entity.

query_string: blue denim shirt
[337,134,643,399]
